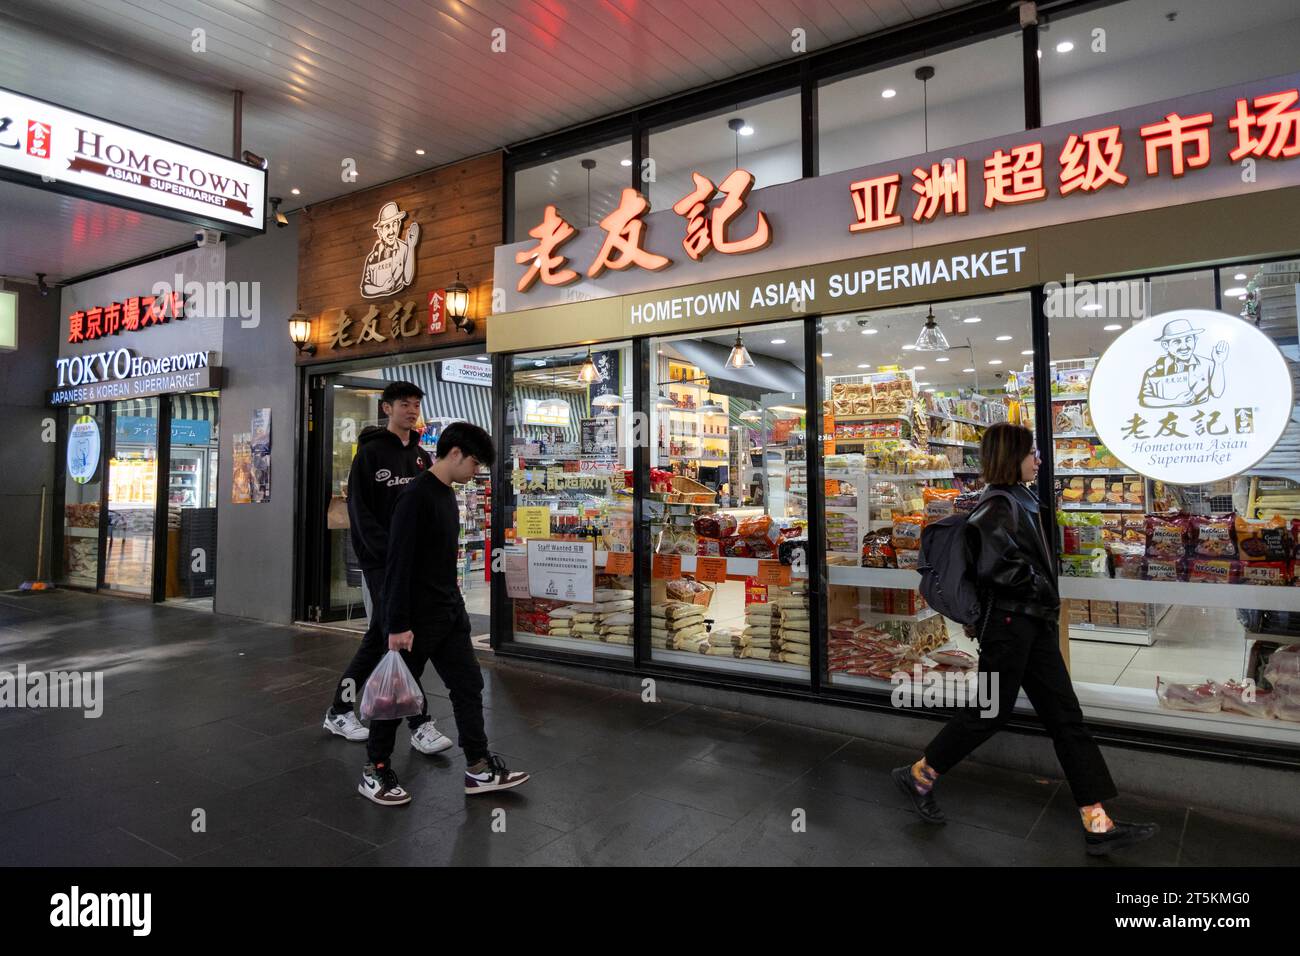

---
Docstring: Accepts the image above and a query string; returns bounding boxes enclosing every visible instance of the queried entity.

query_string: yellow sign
[515,506,550,540]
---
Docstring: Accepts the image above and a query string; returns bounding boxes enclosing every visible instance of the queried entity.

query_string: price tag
[695,556,728,583]
[605,552,634,575]
[756,560,791,586]
[652,553,682,579]
[824,478,839,496]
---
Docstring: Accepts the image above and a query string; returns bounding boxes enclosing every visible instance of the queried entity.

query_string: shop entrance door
[162,391,220,610]
[103,397,161,597]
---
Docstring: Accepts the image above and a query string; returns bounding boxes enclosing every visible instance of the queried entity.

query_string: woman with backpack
[892,422,1158,856]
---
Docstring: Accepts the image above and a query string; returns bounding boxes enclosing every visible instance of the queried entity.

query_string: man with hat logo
[1138,316,1228,408]
[361,201,420,298]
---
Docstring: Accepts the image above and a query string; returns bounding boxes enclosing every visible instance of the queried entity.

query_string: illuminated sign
[48,348,219,406]
[67,292,184,344]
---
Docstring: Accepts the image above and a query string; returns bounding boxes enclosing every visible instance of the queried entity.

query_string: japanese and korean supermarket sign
[0,87,266,235]
[1089,310,1293,485]
[494,74,1300,315]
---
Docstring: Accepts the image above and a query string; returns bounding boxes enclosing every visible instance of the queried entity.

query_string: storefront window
[103,398,159,597]
[1047,264,1300,737]
[164,392,220,607]
[502,342,634,657]
[513,139,633,241]
[818,293,1032,689]
[646,91,801,212]
[60,404,104,589]
[819,30,1024,176]
[646,322,810,679]
[1040,0,1300,126]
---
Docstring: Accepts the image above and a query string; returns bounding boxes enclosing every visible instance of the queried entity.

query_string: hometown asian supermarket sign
[0,87,266,235]
[1090,310,1293,485]
[494,75,1300,314]
[48,348,221,406]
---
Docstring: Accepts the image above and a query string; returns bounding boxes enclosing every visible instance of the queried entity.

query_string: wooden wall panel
[296,151,502,364]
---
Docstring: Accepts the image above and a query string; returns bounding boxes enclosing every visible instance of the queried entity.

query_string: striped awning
[508,384,584,444]
[379,360,493,432]
[113,393,219,421]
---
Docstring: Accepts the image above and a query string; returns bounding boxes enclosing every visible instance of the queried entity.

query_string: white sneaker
[324,709,368,742]
[465,753,530,795]
[358,762,412,807]
[410,720,454,755]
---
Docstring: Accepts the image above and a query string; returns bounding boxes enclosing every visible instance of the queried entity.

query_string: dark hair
[437,421,495,467]
[981,422,1034,485]
[381,381,424,405]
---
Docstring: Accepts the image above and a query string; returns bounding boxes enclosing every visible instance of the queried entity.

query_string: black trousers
[924,610,1118,807]
[331,567,428,729]
[366,603,489,767]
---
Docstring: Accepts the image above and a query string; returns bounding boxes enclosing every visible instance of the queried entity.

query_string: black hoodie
[346,426,432,570]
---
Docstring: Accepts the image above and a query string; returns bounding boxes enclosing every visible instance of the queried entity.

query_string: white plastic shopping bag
[360,650,425,721]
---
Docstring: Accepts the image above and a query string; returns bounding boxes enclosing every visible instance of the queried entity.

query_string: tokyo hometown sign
[1089,309,1293,484]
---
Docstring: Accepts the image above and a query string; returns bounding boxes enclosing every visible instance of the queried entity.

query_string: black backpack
[917,489,1019,632]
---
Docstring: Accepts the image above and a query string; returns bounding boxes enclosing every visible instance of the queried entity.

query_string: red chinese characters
[515,205,579,291]
[1059,126,1128,195]
[984,143,1047,207]
[912,158,968,221]
[1229,89,1300,161]
[588,188,670,277]
[848,173,903,232]
[67,311,86,344]
[670,169,771,258]
[1140,111,1213,177]
[122,296,142,331]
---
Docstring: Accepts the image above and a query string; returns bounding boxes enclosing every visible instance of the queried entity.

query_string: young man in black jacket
[358,422,529,806]
[323,381,452,758]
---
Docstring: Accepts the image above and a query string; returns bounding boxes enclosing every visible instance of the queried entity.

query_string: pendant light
[577,347,602,384]
[581,158,596,227]
[592,393,624,408]
[914,305,949,351]
[700,397,725,414]
[725,329,754,369]
[655,393,677,409]
[739,408,762,424]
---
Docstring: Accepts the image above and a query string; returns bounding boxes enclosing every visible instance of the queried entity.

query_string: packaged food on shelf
[666,577,712,605]
[891,513,924,550]
[1190,515,1236,559]
[1234,515,1291,563]
[1240,562,1292,586]
[1186,558,1241,585]
[1060,550,1107,577]
[1089,601,1118,626]
[922,487,959,519]
[1144,557,1184,582]
[1058,510,1103,553]
[1221,680,1275,719]
[861,529,896,568]
[1263,645,1300,695]
[1145,514,1190,560]
[1156,677,1222,713]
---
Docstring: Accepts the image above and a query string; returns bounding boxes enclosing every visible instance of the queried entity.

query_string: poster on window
[249,407,272,503]
[527,540,595,604]
[231,432,253,504]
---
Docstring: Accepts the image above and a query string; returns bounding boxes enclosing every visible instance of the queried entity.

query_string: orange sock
[911,759,939,794]
[1080,803,1114,833]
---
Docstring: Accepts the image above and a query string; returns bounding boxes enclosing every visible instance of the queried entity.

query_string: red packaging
[1240,562,1292,586]
[697,537,723,557]
[1112,552,1145,580]
[1235,515,1291,563]
[1186,558,1241,584]
[861,530,896,568]
[1191,514,1237,559]
[1145,514,1189,560]
[1144,557,1183,582]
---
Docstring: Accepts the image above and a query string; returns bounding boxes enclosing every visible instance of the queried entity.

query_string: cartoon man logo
[1138,317,1228,408]
[360,201,420,299]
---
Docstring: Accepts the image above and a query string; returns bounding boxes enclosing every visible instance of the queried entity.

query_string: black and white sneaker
[324,708,368,742]
[358,762,412,806]
[464,753,529,795]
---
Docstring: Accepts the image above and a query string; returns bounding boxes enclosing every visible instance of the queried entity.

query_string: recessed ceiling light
[1056,40,1074,53]
[988,359,1003,365]
[1233,272,1247,280]
[739,125,754,136]
[1223,286,1247,297]
[995,334,1013,341]
[621,158,632,167]
[770,338,786,345]
[415,148,425,155]
[1103,324,1122,331]
[861,328,878,335]
[935,357,950,362]
[821,351,833,357]
[963,317,981,324]
[881,88,896,99]
[912,365,925,371]
[290,187,301,196]
[963,368,975,373]
[901,343,916,350]
[857,363,871,369]
[1021,349,1034,355]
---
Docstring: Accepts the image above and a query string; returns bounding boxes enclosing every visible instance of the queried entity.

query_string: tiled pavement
[2,590,1299,867]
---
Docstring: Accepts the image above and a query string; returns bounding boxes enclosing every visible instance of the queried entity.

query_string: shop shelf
[856,607,940,623]
[1055,468,1139,476]
[1059,577,1300,613]
[1058,502,1144,511]
[926,412,991,427]
[826,566,921,589]
[1055,431,1100,439]
[927,439,979,448]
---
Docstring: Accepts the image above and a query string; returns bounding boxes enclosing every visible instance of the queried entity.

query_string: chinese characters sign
[1089,310,1292,485]
[67,292,184,344]
[0,87,266,234]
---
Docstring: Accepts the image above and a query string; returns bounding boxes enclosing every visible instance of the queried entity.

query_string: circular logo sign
[1089,309,1293,485]
[67,415,101,484]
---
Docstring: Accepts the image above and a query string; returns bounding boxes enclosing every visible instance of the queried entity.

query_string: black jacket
[346,426,432,570]
[968,483,1060,617]
[384,470,463,635]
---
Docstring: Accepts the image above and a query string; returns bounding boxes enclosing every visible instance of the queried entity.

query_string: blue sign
[115,416,211,446]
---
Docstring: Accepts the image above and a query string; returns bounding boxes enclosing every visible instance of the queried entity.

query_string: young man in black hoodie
[358,422,529,806]
[323,381,452,758]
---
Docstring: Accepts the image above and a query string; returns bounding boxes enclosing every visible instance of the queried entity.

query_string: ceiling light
[988,359,1003,365]
[290,187,301,196]
[739,125,754,136]
[1223,286,1247,297]
[1103,324,1122,331]
[1056,41,1074,53]
[995,334,1012,341]
[914,306,949,351]
[1238,293,1247,301]
[770,338,786,345]
[901,344,917,350]
[1080,303,1104,312]
[935,356,949,362]
[655,393,676,409]
[861,328,878,335]
[821,351,833,357]
[592,393,624,408]
[963,367,975,373]
[1233,272,1247,280]
[415,148,426,156]
[1021,349,1034,355]
[857,363,871,369]
[912,365,925,371]
[726,330,754,369]
[739,409,763,423]
[578,348,602,384]
[882,88,896,99]
[621,158,632,167]
[963,317,982,324]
